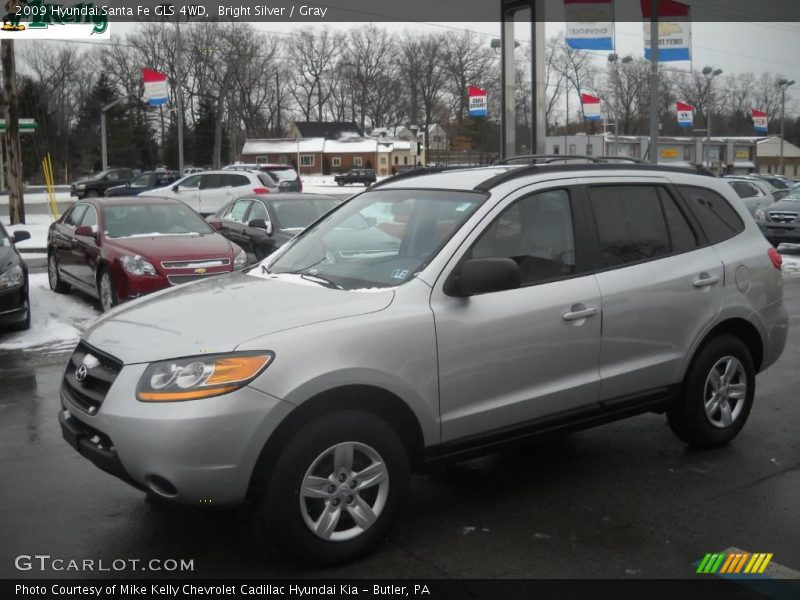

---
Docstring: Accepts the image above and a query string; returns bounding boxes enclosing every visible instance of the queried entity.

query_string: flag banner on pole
[676,101,694,127]
[467,85,488,117]
[564,0,614,51]
[581,93,602,121]
[143,68,168,106]
[641,0,691,62]
[751,109,768,133]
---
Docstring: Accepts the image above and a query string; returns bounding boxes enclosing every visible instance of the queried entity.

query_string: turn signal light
[768,247,782,270]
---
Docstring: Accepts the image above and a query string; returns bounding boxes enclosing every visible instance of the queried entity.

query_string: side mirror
[208,220,223,231]
[172,184,180,192]
[248,219,273,235]
[12,230,30,243]
[74,226,96,239]
[444,257,521,297]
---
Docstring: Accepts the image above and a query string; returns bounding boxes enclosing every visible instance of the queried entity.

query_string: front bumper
[0,286,27,326]
[60,362,293,505]
[759,222,800,244]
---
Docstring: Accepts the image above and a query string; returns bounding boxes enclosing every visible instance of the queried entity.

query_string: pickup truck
[334,168,376,186]
[71,168,135,199]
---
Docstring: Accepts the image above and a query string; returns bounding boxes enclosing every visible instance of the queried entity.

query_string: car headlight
[754,208,766,221]
[120,255,156,276]
[0,264,23,290]
[77,184,86,190]
[233,249,247,270]
[136,352,273,402]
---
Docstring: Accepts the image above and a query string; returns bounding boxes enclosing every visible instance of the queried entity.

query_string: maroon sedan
[47,197,246,312]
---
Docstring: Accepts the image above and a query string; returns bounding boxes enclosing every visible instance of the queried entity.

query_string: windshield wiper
[299,273,341,289]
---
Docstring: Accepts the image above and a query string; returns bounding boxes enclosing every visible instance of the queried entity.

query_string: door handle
[693,274,720,288]
[563,307,598,321]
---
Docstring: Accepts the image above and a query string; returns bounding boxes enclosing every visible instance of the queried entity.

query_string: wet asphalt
[1,280,799,581]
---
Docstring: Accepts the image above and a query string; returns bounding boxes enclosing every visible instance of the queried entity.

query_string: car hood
[107,233,235,261]
[765,199,800,213]
[83,271,395,364]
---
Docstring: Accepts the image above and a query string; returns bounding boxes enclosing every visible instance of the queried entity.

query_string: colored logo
[697,552,773,575]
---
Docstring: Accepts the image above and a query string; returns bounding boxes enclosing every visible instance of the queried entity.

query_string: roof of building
[242,137,413,155]
[293,121,363,139]
[242,138,325,155]
[756,136,800,158]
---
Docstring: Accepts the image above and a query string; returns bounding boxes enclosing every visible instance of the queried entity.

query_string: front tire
[48,253,71,293]
[337,180,344,186]
[98,268,117,312]
[257,410,409,565]
[667,335,755,448]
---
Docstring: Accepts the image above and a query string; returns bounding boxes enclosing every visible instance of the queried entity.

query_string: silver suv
[59,164,788,564]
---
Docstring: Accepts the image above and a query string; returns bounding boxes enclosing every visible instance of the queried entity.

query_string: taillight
[298,179,303,192]
[768,247,782,270]
[252,187,270,194]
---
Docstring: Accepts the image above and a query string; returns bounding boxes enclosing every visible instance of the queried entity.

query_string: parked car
[105,171,180,197]
[182,167,204,176]
[60,163,786,564]
[71,168,135,199]
[724,176,777,215]
[335,168,376,186]
[753,183,800,247]
[224,163,303,192]
[47,197,246,312]
[139,170,278,216]
[0,223,30,331]
[208,194,339,262]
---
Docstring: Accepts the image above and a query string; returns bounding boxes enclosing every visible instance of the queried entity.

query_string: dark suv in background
[71,168,135,199]
[335,168,376,186]
[105,170,180,197]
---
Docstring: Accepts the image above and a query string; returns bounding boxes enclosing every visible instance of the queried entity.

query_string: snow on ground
[3,213,55,251]
[782,248,800,277]
[0,190,72,205]
[300,174,388,195]
[0,273,99,354]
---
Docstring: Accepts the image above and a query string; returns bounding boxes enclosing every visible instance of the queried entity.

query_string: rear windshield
[103,203,214,238]
[264,168,297,182]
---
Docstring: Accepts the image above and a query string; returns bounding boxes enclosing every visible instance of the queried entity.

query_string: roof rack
[368,166,464,189]
[596,156,647,164]
[495,154,602,165]
[474,162,715,192]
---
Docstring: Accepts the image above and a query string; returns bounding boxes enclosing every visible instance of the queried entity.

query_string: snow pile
[3,213,55,251]
[0,190,72,205]
[0,273,99,354]
[301,174,388,195]
[782,251,800,277]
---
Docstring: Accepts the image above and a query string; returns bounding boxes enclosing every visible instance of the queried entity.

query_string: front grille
[0,289,24,313]
[167,273,221,285]
[769,211,799,224]
[161,258,230,269]
[62,342,123,415]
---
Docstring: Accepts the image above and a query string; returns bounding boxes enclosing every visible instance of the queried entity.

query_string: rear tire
[667,335,755,448]
[48,253,71,293]
[256,410,409,565]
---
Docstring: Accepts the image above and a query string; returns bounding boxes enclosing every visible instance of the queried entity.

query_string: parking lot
[1,260,799,581]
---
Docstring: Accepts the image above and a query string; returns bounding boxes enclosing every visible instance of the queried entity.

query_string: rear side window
[257,172,276,187]
[223,174,250,187]
[678,185,744,244]
[589,185,694,268]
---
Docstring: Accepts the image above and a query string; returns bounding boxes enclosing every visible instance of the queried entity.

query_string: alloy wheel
[703,356,747,429]
[99,272,114,312]
[299,441,389,542]
[48,255,58,289]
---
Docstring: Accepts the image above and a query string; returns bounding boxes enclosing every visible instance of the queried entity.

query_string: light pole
[607,54,632,153]
[778,78,795,175]
[702,66,723,173]
[100,98,123,171]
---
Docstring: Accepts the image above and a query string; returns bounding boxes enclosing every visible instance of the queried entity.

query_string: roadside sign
[0,118,37,133]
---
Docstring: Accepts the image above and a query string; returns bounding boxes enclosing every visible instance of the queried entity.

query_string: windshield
[0,226,9,247]
[264,168,297,182]
[103,203,214,238]
[265,189,485,289]
[784,185,800,201]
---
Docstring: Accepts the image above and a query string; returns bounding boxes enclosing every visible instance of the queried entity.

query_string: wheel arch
[688,318,764,376]
[247,384,426,499]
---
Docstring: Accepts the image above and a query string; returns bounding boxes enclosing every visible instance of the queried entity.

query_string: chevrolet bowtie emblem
[194,268,207,274]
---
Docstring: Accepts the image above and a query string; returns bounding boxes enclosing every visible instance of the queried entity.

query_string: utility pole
[100,98,123,171]
[648,0,659,164]
[1,40,24,224]
[778,79,796,175]
[175,20,185,173]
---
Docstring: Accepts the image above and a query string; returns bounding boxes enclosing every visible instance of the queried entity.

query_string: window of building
[256,156,268,164]
[586,144,593,156]
[683,146,692,161]
[300,155,314,167]
[569,144,576,154]
[394,156,399,164]
[380,156,387,164]
[404,156,408,165]
[332,157,341,167]
[469,189,577,287]
[589,185,697,268]
[553,144,560,155]
[678,185,745,244]
[354,157,363,167]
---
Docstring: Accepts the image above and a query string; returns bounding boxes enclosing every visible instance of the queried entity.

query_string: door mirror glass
[446,258,521,297]
[248,219,272,235]
[74,225,94,238]
[12,230,30,243]
[172,184,180,192]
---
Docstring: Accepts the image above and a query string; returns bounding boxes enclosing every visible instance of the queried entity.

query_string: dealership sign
[751,109,768,133]
[564,0,614,50]
[143,68,168,107]
[641,0,692,62]
[581,93,602,121]
[676,101,694,128]
[467,85,487,117]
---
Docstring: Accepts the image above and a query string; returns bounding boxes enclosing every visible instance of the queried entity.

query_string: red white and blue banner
[752,109,768,134]
[581,93,602,121]
[467,85,488,117]
[143,68,168,107]
[641,0,692,62]
[676,101,694,128]
[564,0,615,51]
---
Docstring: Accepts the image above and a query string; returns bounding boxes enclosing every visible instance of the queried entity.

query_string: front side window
[180,175,201,189]
[730,182,757,199]
[265,190,485,289]
[679,185,745,244]
[590,185,694,268]
[80,206,98,230]
[63,204,88,227]
[470,189,577,286]
[131,175,151,187]
[223,200,253,223]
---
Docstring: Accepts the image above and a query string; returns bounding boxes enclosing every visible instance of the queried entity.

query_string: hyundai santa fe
[59,163,788,564]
